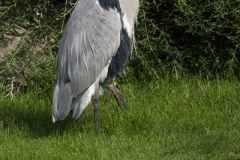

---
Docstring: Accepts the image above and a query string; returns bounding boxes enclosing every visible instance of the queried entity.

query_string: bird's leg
[103,84,128,109]
[92,84,99,135]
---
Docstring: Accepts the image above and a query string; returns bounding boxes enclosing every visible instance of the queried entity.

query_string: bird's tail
[52,83,73,122]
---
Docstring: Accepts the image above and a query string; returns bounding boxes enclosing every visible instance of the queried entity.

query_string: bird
[52,0,139,135]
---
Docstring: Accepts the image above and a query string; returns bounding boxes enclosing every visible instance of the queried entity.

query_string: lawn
[0,77,240,159]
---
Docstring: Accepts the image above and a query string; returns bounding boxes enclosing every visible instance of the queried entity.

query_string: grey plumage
[52,0,139,125]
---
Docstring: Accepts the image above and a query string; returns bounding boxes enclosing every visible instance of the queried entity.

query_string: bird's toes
[102,84,128,109]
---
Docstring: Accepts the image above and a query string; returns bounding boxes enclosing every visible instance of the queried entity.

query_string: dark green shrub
[134,0,240,79]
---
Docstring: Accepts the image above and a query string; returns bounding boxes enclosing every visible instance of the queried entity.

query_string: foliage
[0,0,240,93]
[0,0,74,95]
[133,0,240,80]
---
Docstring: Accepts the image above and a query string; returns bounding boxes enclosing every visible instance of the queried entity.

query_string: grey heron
[52,0,139,135]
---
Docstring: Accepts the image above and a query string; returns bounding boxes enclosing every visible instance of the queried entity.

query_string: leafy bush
[0,0,74,95]
[134,0,240,79]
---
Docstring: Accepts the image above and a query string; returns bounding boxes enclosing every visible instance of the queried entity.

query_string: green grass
[1,77,240,159]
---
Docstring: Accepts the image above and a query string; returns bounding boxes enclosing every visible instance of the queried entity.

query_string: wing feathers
[52,0,122,121]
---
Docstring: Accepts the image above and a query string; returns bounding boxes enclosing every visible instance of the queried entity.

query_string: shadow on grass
[0,94,153,138]
[0,100,94,138]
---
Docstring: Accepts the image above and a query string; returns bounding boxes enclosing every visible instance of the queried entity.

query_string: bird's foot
[102,84,128,109]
